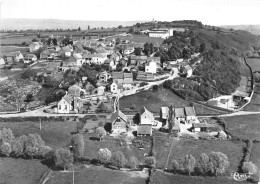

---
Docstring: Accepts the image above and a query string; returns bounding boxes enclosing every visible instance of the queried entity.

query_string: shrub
[38,146,52,159]
[171,159,179,173]
[0,142,12,156]
[12,135,27,157]
[71,134,85,159]
[24,134,46,158]
[197,153,210,174]
[54,148,74,171]
[21,69,37,80]
[76,121,85,133]
[244,139,253,163]
[208,151,230,176]
[183,154,196,176]
[130,156,139,169]
[242,162,258,174]
[96,127,106,141]
[111,151,126,169]
[0,128,15,144]
[144,156,156,168]
[98,148,112,164]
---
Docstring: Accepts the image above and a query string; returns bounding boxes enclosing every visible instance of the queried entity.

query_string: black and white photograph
[0,0,260,183]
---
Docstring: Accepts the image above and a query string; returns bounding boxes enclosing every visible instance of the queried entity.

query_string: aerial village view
[0,0,260,183]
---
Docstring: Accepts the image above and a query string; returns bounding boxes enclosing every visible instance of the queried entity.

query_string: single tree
[199,43,206,53]
[168,105,174,132]
[38,145,52,159]
[12,135,27,157]
[78,27,81,31]
[208,151,229,176]
[183,154,196,176]
[98,148,112,164]
[71,133,85,158]
[0,128,15,144]
[96,127,106,141]
[171,159,179,173]
[54,148,74,171]
[197,153,210,175]
[144,156,156,168]
[242,162,258,174]
[111,151,126,169]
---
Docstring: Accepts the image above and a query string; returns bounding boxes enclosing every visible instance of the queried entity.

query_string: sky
[1,0,260,26]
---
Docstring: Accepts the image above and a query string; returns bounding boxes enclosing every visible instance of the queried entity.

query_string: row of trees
[0,128,52,159]
[171,152,230,176]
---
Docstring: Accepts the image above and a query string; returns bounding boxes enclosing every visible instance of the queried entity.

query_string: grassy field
[165,139,245,173]
[246,58,260,72]
[223,114,260,141]
[0,157,49,184]
[83,133,151,167]
[0,46,29,55]
[119,88,190,115]
[46,165,147,184]
[0,35,36,45]
[244,82,260,112]
[251,143,260,169]
[152,170,250,184]
[0,120,78,149]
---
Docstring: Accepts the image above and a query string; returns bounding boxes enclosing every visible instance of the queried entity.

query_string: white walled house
[84,54,107,65]
[24,54,37,63]
[145,60,157,74]
[140,106,154,125]
[183,65,193,77]
[109,81,118,93]
[68,53,84,67]
[57,95,73,113]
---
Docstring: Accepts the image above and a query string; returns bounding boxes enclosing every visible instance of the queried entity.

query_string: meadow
[0,46,29,55]
[223,114,260,141]
[244,82,260,112]
[0,157,49,184]
[246,58,260,72]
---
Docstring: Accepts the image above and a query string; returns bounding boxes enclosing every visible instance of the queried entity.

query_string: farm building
[139,106,154,125]
[137,125,152,136]
[24,54,37,63]
[57,95,74,114]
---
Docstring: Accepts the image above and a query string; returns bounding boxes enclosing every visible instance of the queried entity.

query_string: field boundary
[38,169,52,184]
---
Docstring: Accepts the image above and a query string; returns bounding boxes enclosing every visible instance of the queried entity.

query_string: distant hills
[221,25,260,35]
[1,18,147,30]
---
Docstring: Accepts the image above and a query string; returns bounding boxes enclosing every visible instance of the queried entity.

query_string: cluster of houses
[109,104,218,137]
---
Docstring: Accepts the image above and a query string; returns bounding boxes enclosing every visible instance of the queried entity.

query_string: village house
[184,106,196,122]
[191,123,218,133]
[104,59,116,70]
[74,44,85,54]
[58,46,72,57]
[108,81,118,93]
[112,72,133,87]
[68,84,85,98]
[130,55,148,65]
[181,65,193,77]
[5,51,24,62]
[123,46,134,55]
[110,52,121,62]
[111,110,128,134]
[84,54,107,65]
[24,54,37,63]
[97,71,112,83]
[174,108,186,123]
[40,49,57,59]
[145,60,157,74]
[139,106,154,125]
[29,42,41,52]
[0,57,5,65]
[160,107,169,123]
[57,94,74,113]
[68,53,85,67]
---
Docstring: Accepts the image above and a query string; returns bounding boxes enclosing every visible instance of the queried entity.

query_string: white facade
[91,56,107,65]
[110,82,118,93]
[57,98,72,113]
[65,52,72,57]
[145,61,157,74]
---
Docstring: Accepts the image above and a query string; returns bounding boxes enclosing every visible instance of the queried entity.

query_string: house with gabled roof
[24,54,37,63]
[174,108,186,122]
[184,106,196,121]
[139,106,154,125]
[57,94,74,113]
[83,54,107,65]
[137,125,152,136]
[111,110,128,133]
[74,44,85,54]
[182,65,193,77]
[68,53,84,67]
[145,60,157,74]
[5,51,24,62]
[58,46,72,57]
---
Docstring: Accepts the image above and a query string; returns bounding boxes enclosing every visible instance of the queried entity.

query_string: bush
[98,148,112,164]
[38,146,52,159]
[242,162,258,174]
[0,142,12,156]
[111,151,126,169]
[54,148,74,171]
[71,134,85,159]
[21,69,37,80]
[96,127,106,141]
[24,146,39,158]
[0,128,15,144]
[144,156,156,168]
[197,153,210,175]
[208,151,229,176]
[12,135,27,157]
[171,159,179,173]
[24,134,46,158]
[244,139,253,163]
[130,156,139,169]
